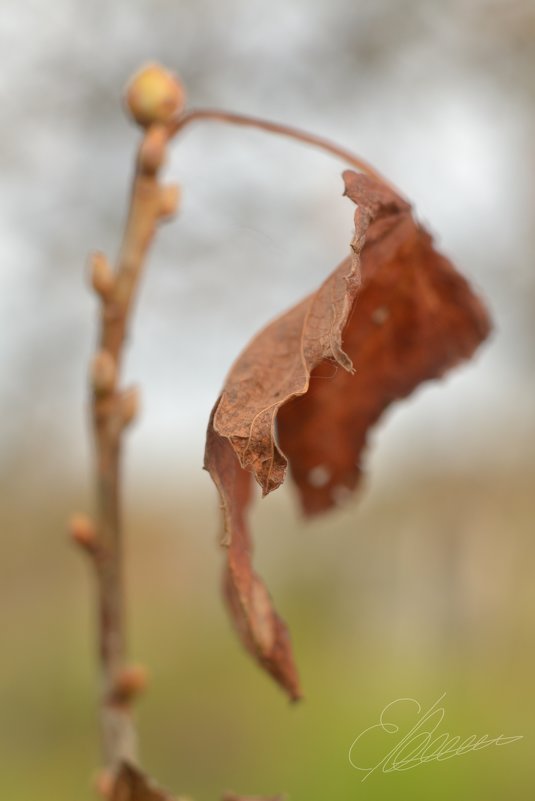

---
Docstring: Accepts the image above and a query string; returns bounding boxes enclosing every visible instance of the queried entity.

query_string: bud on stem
[111,664,149,705]
[68,513,98,554]
[124,63,186,128]
[118,386,140,427]
[94,769,114,799]
[89,252,114,298]
[158,184,180,220]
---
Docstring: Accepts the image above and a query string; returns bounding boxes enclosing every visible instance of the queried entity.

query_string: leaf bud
[124,63,185,128]
[119,386,140,427]
[94,769,114,799]
[158,184,181,220]
[68,513,97,554]
[89,251,114,298]
[111,664,149,704]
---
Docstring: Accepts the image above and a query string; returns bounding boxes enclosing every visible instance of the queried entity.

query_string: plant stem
[171,108,393,187]
[90,123,177,774]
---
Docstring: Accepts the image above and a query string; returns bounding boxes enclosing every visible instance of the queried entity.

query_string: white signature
[348,693,523,781]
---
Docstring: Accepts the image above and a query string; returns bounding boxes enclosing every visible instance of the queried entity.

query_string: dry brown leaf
[205,409,302,701]
[111,763,175,801]
[278,171,492,514]
[205,170,491,698]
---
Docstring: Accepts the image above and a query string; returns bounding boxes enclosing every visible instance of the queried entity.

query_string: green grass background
[1,466,533,800]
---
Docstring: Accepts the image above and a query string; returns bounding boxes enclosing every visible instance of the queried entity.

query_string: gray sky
[1,0,534,492]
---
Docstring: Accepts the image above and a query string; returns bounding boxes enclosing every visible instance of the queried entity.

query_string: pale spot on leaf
[307,465,331,488]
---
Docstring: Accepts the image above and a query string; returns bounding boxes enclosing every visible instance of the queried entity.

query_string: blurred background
[1,0,534,798]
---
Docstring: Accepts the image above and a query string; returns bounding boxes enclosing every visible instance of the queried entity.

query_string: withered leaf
[278,171,491,514]
[112,762,175,801]
[205,170,491,698]
[205,409,302,701]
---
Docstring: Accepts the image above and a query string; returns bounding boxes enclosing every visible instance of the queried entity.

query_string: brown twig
[71,61,393,790]
[91,135,172,769]
[170,108,394,188]
[76,65,185,779]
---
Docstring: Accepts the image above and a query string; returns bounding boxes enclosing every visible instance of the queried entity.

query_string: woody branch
[69,64,184,783]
